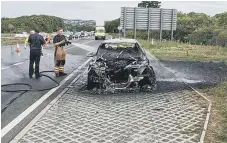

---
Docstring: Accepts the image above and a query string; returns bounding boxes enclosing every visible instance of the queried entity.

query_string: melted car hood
[96,48,143,61]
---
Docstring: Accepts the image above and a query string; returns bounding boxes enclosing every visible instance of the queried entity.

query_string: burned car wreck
[87,39,156,92]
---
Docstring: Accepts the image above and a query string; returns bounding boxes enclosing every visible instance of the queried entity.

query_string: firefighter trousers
[55,60,66,74]
[29,49,41,76]
[54,46,66,74]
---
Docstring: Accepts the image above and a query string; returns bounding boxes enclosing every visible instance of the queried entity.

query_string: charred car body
[87,39,156,91]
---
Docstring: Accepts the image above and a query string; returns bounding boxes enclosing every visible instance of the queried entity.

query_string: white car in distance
[14,32,28,38]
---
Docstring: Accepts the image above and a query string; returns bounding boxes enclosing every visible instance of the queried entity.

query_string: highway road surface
[1,36,227,143]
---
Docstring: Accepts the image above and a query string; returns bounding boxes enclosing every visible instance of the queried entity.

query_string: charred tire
[87,79,95,90]
[95,37,98,40]
[138,66,156,88]
[87,69,96,89]
[87,80,105,90]
[87,69,106,89]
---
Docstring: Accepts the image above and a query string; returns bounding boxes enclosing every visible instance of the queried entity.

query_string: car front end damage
[87,57,156,92]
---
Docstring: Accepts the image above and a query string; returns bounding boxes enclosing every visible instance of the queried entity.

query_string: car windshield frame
[96,41,145,60]
[98,42,139,50]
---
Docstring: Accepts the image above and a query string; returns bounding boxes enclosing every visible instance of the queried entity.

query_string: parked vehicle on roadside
[63,31,73,40]
[73,32,81,39]
[84,32,88,37]
[14,32,28,38]
[80,32,85,38]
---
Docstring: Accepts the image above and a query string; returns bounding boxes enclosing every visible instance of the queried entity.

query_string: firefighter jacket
[53,34,67,61]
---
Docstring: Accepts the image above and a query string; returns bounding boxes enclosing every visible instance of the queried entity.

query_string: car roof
[102,38,138,44]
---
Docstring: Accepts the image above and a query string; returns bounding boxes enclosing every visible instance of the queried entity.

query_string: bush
[1,15,65,33]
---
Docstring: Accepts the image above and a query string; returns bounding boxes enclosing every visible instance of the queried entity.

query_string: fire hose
[1,38,72,113]
[1,71,60,113]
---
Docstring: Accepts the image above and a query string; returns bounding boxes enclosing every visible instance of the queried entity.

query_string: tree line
[65,24,95,32]
[1,15,95,33]
[104,1,227,47]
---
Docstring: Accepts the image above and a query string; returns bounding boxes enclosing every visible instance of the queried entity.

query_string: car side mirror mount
[87,52,95,57]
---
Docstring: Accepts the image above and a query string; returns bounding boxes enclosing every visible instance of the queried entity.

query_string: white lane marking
[145,49,212,143]
[1,67,10,70]
[72,43,98,53]
[10,68,88,142]
[66,40,94,51]
[1,41,94,71]
[13,62,24,66]
[157,78,202,83]
[1,62,28,70]
[2,58,40,70]
[1,58,92,138]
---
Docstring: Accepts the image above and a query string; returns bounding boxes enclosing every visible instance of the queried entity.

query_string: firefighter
[53,27,68,77]
[25,30,35,48]
[28,29,46,79]
[44,34,51,44]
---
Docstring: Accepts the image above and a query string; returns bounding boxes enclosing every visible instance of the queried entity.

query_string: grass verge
[201,82,227,143]
[1,38,25,46]
[138,39,227,63]
[1,33,13,37]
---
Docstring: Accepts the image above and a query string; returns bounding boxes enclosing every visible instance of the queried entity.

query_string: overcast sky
[1,1,227,25]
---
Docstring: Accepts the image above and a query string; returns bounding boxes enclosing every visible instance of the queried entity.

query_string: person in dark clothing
[53,27,69,77]
[28,29,46,79]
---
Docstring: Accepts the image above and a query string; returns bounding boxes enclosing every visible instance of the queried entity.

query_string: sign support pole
[123,7,126,38]
[171,9,174,41]
[134,8,137,39]
[160,8,163,42]
[148,8,150,41]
